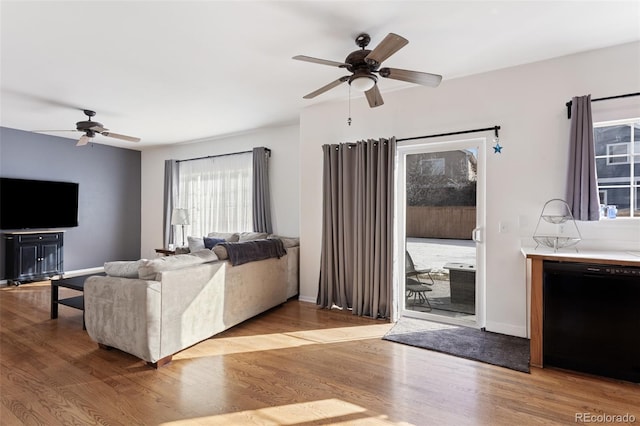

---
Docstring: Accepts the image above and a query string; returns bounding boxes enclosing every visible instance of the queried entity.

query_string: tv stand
[3,231,64,285]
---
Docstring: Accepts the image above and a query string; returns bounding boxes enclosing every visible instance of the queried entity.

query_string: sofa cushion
[238,232,269,241]
[104,260,146,278]
[267,234,300,248]
[204,237,225,249]
[187,236,206,252]
[189,249,219,262]
[138,250,218,280]
[207,232,240,242]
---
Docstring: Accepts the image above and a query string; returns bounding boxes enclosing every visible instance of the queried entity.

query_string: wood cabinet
[522,248,640,369]
[3,232,64,285]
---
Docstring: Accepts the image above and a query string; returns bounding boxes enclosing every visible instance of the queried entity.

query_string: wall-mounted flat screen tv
[0,177,79,230]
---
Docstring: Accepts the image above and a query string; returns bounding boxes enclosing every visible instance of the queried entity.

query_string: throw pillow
[204,237,225,249]
[187,236,205,253]
[212,244,228,260]
[238,232,269,241]
[207,232,240,242]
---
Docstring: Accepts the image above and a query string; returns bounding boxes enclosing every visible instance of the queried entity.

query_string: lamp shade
[171,208,190,225]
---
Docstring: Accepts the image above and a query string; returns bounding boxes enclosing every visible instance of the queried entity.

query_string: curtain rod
[397,126,500,142]
[177,148,271,163]
[565,92,640,119]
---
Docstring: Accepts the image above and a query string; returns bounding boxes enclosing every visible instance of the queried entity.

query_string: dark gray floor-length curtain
[317,138,395,319]
[567,95,600,221]
[252,147,272,233]
[163,159,179,247]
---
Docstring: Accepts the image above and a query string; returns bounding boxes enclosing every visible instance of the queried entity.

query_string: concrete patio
[406,237,475,274]
[405,237,476,319]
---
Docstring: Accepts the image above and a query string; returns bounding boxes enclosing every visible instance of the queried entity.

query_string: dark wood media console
[3,231,64,285]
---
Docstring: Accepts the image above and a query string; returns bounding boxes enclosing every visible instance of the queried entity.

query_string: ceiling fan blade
[379,67,442,87]
[293,55,348,68]
[365,84,384,108]
[76,135,90,146]
[365,33,409,65]
[303,76,349,99]
[100,131,141,142]
[34,129,77,133]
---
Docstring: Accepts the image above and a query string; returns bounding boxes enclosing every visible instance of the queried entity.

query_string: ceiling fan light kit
[349,73,376,92]
[294,32,442,108]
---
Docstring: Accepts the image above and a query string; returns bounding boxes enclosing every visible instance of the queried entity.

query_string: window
[176,152,253,237]
[606,143,629,164]
[605,141,640,165]
[594,119,640,218]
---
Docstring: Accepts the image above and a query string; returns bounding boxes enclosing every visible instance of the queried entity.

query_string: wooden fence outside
[406,206,476,240]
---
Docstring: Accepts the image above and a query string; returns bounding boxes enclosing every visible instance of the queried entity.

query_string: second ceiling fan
[293,32,442,108]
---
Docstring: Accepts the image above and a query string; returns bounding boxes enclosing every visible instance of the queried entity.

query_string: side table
[51,273,105,329]
[155,248,176,256]
[443,262,476,305]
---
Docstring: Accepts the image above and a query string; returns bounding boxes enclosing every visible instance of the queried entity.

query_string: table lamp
[171,208,190,247]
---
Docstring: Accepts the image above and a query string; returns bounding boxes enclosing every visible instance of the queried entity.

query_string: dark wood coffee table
[51,273,105,329]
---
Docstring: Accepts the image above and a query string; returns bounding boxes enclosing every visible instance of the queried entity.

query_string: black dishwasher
[543,260,640,382]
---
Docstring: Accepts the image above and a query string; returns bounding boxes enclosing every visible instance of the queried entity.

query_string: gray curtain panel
[317,138,395,319]
[163,159,179,247]
[567,95,600,221]
[252,147,273,233]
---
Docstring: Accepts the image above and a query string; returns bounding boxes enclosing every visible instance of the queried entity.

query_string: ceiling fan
[39,109,141,146]
[293,32,442,108]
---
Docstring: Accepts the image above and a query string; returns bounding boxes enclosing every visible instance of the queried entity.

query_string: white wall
[140,124,300,259]
[299,42,640,336]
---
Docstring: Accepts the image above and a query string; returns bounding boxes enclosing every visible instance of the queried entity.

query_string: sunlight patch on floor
[174,323,393,360]
[159,398,414,425]
[286,323,393,343]
[173,333,313,359]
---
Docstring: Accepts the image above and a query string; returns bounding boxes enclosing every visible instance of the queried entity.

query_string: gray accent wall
[0,127,141,278]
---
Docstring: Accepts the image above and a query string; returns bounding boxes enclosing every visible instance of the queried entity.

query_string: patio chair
[405,251,435,285]
[405,251,434,309]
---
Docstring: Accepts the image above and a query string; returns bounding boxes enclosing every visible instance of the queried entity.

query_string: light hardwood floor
[1,281,638,425]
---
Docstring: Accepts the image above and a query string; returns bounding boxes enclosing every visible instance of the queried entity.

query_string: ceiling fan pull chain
[347,85,352,126]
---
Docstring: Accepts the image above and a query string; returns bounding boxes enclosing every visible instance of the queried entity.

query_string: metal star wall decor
[493,139,503,154]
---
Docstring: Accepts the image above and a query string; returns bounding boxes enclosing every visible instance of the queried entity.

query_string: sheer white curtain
[177,152,253,237]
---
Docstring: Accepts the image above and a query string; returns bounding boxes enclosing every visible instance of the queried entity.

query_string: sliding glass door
[396,138,485,328]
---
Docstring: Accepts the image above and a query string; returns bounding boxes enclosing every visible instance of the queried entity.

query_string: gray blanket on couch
[219,238,287,266]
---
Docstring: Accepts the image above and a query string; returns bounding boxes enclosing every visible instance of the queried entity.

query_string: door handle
[472,227,482,243]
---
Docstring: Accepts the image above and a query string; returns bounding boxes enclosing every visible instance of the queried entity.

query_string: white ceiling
[1,1,639,149]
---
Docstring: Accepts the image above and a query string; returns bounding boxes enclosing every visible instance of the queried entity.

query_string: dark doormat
[383,317,530,373]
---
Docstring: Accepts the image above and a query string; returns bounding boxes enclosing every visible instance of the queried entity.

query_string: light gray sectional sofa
[84,234,299,367]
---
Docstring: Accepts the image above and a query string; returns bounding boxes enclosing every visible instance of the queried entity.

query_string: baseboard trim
[297,295,316,304]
